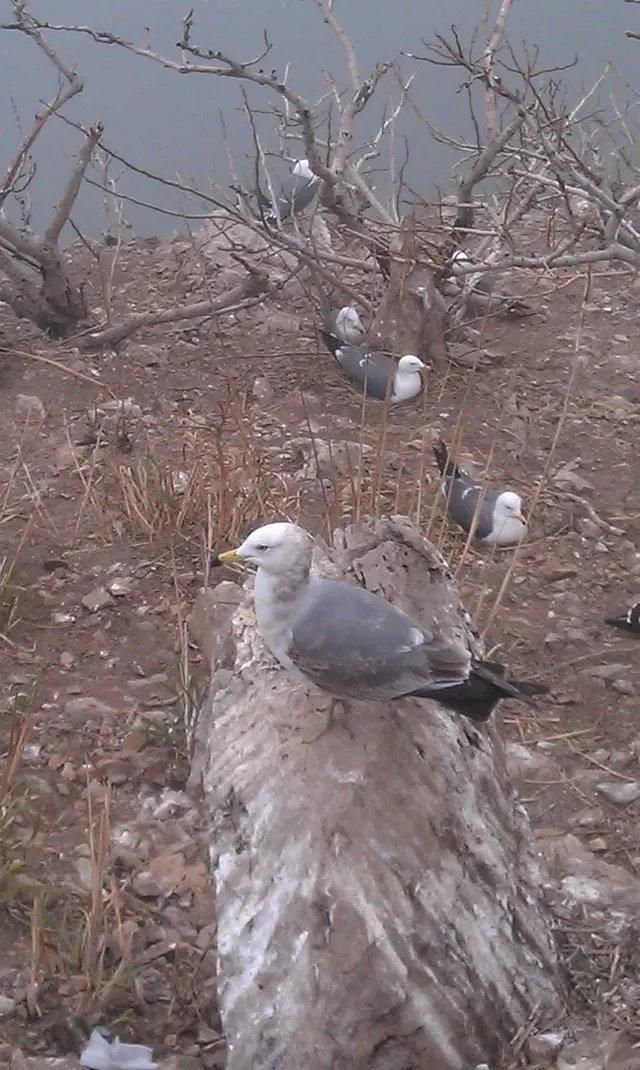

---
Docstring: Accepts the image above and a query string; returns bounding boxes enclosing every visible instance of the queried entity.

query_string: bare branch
[45,122,102,244]
[0,1,84,204]
[483,0,514,141]
[72,271,272,350]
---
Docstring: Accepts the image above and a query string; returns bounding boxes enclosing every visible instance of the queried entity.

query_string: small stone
[588,837,607,852]
[93,397,142,420]
[81,587,114,613]
[596,781,640,805]
[108,577,134,597]
[60,651,75,670]
[527,1031,565,1063]
[0,994,15,1016]
[63,696,116,721]
[588,663,630,682]
[541,561,578,582]
[133,871,163,898]
[577,517,601,539]
[252,376,273,402]
[14,394,45,421]
[53,612,76,625]
[612,678,634,696]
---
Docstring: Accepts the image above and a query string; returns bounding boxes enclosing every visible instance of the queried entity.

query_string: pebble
[0,994,16,1016]
[63,696,116,720]
[14,394,45,421]
[81,587,114,613]
[108,577,134,597]
[596,781,640,805]
[527,1031,565,1062]
[132,871,164,898]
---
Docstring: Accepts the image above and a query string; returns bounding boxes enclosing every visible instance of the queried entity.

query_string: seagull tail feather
[605,604,640,632]
[411,658,549,722]
[433,439,465,480]
[319,329,342,358]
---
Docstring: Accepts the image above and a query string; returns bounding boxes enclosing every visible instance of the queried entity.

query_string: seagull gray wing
[442,476,499,540]
[334,346,395,400]
[277,175,318,217]
[287,577,470,701]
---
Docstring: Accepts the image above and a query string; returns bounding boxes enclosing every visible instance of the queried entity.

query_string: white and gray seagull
[319,330,425,403]
[257,158,319,223]
[329,305,366,345]
[434,440,528,546]
[212,522,547,722]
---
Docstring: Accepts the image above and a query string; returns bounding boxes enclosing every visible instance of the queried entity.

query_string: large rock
[188,516,561,1070]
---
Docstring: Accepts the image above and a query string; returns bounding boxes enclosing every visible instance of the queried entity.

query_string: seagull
[330,305,366,345]
[605,603,640,634]
[448,249,494,296]
[319,330,425,403]
[434,440,528,546]
[257,159,319,223]
[212,522,547,722]
[291,158,318,181]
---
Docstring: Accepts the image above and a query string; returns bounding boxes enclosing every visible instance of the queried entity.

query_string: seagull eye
[255,544,269,552]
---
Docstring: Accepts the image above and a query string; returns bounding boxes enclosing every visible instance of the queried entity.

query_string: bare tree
[0,3,97,335]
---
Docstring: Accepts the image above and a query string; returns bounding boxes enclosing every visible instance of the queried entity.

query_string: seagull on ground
[212,522,547,723]
[605,603,640,635]
[330,305,366,345]
[319,330,425,403]
[434,440,527,546]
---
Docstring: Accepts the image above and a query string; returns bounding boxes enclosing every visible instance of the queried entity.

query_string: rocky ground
[0,231,639,1068]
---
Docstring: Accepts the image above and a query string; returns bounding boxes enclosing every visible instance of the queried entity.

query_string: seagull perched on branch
[434,440,528,546]
[257,158,319,223]
[319,330,425,403]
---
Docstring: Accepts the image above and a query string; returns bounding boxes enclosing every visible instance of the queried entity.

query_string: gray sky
[1,0,638,236]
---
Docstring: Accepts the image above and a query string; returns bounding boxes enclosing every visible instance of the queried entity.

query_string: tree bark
[368,224,448,370]
[188,517,562,1070]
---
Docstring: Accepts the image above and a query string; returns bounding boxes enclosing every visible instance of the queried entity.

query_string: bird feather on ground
[434,439,528,546]
[212,522,547,722]
[319,329,425,403]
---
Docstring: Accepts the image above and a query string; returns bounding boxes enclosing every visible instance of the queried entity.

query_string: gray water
[1,0,639,236]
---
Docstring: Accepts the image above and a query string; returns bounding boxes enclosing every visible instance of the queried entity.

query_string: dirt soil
[0,234,639,1066]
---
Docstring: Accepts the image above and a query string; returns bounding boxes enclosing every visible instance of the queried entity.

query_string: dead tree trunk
[369,223,448,370]
[188,517,562,1070]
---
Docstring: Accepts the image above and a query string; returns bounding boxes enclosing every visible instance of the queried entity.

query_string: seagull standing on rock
[319,330,425,403]
[434,440,528,546]
[211,522,547,723]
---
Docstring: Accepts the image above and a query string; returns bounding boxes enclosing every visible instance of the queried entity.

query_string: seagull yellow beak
[211,547,240,566]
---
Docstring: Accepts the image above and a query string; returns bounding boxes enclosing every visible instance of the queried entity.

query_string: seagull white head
[488,491,528,545]
[291,158,316,182]
[397,354,425,374]
[216,522,312,576]
[335,305,366,344]
[495,491,524,519]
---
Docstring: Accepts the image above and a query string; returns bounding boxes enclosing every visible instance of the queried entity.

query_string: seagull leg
[302,697,352,744]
